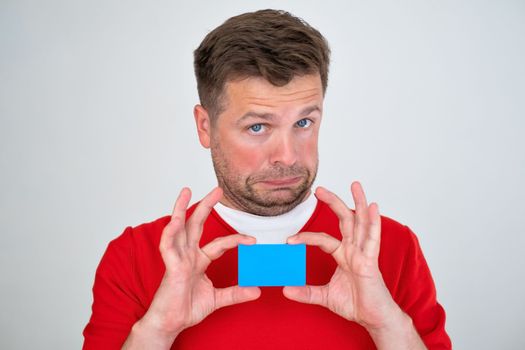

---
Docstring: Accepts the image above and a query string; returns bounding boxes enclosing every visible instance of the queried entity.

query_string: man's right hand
[122,187,261,349]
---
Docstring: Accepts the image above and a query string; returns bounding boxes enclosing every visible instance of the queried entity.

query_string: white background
[1,1,524,348]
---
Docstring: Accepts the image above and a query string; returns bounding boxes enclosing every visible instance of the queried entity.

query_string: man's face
[196,74,323,216]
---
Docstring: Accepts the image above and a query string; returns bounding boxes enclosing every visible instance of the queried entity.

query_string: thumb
[215,286,261,310]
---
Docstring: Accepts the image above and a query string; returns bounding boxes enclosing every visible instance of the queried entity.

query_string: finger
[315,186,355,241]
[287,232,340,255]
[282,285,327,307]
[159,216,184,268]
[362,202,382,259]
[215,285,261,310]
[170,187,192,246]
[350,181,369,247]
[186,187,223,245]
[172,187,192,221]
[201,234,256,262]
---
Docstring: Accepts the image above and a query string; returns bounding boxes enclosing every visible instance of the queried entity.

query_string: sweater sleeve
[82,226,145,349]
[397,226,452,349]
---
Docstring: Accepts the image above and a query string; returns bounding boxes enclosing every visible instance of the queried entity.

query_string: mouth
[259,177,302,186]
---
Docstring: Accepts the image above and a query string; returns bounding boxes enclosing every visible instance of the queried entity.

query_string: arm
[284,182,428,350]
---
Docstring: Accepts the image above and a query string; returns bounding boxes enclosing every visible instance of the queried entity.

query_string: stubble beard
[211,142,318,217]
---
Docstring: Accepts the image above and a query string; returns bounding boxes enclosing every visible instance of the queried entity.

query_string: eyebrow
[236,105,321,125]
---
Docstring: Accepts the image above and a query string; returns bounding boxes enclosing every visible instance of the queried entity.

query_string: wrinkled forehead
[220,74,324,117]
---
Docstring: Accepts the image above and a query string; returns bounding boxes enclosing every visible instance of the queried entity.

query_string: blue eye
[249,124,264,133]
[296,118,311,128]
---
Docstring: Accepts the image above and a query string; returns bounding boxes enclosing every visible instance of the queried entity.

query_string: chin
[256,187,309,206]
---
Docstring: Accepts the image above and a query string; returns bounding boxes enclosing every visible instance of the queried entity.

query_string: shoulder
[379,213,418,248]
[106,215,171,255]
[95,215,171,280]
[376,213,425,273]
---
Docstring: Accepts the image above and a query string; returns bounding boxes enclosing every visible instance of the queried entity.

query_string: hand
[283,182,400,331]
[124,187,261,348]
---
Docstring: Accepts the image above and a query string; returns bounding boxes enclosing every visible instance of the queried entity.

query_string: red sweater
[83,200,451,349]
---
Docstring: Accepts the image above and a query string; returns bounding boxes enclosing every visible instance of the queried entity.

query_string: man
[83,9,451,349]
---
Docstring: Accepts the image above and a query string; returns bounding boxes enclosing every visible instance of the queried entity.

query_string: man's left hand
[284,182,423,348]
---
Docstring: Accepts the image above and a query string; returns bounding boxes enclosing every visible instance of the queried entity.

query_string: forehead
[221,74,324,115]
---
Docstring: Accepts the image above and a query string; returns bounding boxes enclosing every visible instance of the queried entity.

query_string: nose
[269,131,298,166]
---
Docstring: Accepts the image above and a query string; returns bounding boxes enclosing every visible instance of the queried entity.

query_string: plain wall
[1,0,524,348]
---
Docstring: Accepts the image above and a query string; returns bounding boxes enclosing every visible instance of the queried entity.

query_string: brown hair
[193,9,331,120]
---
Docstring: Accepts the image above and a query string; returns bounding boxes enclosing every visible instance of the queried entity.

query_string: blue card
[238,244,306,287]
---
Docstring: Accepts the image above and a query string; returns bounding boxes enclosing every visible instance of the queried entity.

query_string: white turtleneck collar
[213,192,317,244]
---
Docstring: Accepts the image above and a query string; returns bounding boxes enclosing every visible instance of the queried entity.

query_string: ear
[194,104,211,149]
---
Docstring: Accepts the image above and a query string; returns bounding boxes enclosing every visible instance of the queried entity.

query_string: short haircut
[193,9,331,120]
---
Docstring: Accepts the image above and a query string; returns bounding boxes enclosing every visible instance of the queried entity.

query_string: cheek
[225,139,266,173]
[298,133,319,164]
